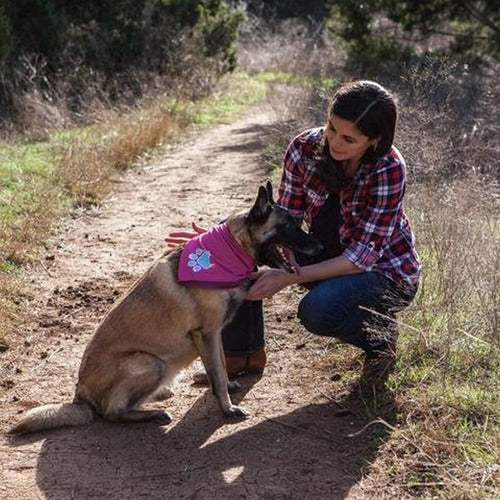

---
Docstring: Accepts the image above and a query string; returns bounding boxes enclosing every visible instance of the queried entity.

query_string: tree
[0,0,243,118]
[328,0,499,70]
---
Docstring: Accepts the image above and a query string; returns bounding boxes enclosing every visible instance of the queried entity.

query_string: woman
[168,80,421,383]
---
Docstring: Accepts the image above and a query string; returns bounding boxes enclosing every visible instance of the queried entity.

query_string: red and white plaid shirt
[277,127,421,285]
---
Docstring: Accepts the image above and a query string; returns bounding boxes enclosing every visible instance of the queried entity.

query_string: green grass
[0,260,21,273]
[254,71,338,91]
[192,72,269,125]
[0,142,58,224]
[49,124,99,145]
[384,200,500,495]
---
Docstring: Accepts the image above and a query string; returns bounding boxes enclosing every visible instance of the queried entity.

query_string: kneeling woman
[173,80,421,382]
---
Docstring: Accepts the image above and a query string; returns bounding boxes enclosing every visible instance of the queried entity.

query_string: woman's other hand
[165,222,207,247]
[246,269,298,301]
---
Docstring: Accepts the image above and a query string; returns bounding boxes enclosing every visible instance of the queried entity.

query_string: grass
[254,71,337,89]
[192,72,268,125]
[0,143,57,223]
[0,71,270,348]
[388,186,500,496]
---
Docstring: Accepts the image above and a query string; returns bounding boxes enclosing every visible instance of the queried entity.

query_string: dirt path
[0,107,393,499]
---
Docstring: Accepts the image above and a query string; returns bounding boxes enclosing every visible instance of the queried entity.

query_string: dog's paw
[151,410,173,425]
[223,405,248,419]
[227,381,241,393]
[153,387,175,401]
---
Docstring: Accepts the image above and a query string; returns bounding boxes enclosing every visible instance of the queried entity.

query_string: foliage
[0,0,242,122]
[0,1,10,64]
[328,0,500,72]
[231,0,329,21]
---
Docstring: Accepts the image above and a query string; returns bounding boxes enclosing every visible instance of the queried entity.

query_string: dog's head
[245,182,323,271]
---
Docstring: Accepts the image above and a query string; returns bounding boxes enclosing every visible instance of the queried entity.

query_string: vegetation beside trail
[0,1,243,128]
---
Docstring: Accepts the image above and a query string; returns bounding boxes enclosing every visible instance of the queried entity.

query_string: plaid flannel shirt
[277,127,421,285]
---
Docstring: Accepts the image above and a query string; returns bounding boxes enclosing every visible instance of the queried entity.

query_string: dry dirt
[0,107,397,499]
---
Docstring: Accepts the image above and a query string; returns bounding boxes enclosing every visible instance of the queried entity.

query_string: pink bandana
[178,223,255,289]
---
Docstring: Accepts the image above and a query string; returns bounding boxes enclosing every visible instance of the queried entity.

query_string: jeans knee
[298,294,329,335]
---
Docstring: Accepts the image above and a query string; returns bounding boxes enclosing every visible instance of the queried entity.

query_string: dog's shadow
[11,380,396,499]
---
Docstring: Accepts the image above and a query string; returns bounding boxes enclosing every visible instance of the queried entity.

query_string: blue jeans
[221,299,265,355]
[222,271,416,356]
[297,271,416,354]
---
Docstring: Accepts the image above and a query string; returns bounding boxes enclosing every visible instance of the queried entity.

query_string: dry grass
[56,103,189,206]
[372,177,500,497]
[238,16,344,80]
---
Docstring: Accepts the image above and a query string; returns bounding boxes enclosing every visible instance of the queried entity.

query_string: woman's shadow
[10,378,396,499]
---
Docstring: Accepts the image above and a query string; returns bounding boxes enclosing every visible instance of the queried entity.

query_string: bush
[0,0,242,129]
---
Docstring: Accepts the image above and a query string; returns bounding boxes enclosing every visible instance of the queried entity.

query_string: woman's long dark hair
[316,80,398,194]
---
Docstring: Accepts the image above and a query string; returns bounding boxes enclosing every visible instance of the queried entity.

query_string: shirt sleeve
[277,134,306,222]
[343,157,406,270]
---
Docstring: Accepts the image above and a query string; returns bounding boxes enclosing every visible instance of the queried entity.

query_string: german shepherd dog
[10,182,322,434]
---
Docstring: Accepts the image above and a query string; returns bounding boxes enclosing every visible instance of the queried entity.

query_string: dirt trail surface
[0,107,391,499]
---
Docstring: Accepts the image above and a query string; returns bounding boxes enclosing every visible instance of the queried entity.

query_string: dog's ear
[246,185,271,224]
[265,181,275,204]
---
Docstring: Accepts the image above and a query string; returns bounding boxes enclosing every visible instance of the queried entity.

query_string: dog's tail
[9,402,95,435]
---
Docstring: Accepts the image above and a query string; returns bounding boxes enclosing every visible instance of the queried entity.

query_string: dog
[10,182,322,434]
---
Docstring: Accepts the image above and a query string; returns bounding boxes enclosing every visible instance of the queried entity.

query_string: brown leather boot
[192,347,266,384]
[225,354,250,377]
[246,346,267,374]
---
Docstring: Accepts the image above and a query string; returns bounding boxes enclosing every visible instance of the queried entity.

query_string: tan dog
[10,182,322,434]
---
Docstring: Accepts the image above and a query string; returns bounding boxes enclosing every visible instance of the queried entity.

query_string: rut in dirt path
[0,106,394,500]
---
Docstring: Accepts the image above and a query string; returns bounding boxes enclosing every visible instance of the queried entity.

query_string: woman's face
[324,114,379,166]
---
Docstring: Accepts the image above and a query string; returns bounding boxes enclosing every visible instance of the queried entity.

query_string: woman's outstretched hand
[246,269,298,301]
[165,222,207,247]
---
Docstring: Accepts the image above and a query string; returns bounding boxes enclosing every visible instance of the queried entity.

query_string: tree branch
[461,1,500,34]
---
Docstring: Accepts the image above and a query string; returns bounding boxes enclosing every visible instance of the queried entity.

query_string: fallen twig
[267,418,340,444]
[38,260,53,278]
[31,346,64,374]
[318,391,362,419]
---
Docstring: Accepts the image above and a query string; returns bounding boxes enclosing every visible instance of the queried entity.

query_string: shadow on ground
[9,380,396,499]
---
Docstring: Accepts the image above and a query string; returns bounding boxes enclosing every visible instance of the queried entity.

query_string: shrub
[0,0,242,130]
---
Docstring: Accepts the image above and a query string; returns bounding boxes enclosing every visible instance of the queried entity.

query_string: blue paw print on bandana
[188,248,213,272]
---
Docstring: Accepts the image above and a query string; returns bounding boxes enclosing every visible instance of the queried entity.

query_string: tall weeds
[56,103,188,206]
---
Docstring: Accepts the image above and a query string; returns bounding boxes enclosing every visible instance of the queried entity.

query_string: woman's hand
[246,269,298,301]
[165,222,207,247]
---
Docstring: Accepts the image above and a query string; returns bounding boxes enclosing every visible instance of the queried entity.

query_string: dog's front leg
[190,330,247,418]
